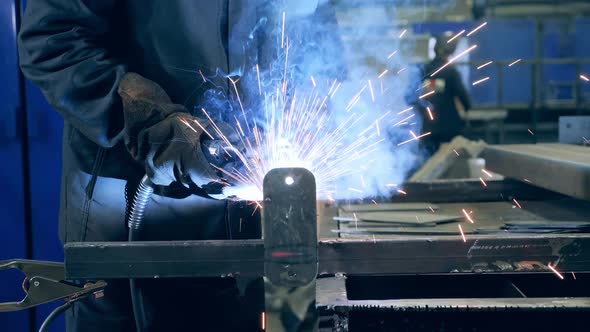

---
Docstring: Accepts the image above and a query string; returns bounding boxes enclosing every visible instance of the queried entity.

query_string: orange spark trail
[198,69,207,83]
[482,169,493,177]
[547,264,564,280]
[398,106,414,115]
[430,45,478,77]
[447,30,465,43]
[467,22,487,36]
[397,189,407,195]
[458,224,466,242]
[509,58,522,67]
[256,64,262,95]
[419,90,435,99]
[479,177,487,187]
[397,132,431,146]
[472,77,490,86]
[512,198,522,209]
[462,209,474,223]
[477,61,493,69]
[426,107,434,120]
[281,11,286,48]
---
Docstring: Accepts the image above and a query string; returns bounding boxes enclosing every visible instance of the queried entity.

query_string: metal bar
[65,234,590,279]
[316,277,590,311]
[387,179,563,204]
[483,144,590,201]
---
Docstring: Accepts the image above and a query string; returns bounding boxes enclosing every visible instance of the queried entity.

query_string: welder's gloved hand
[118,72,241,195]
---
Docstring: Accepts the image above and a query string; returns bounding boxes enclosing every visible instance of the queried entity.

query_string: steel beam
[65,234,590,279]
[484,144,590,201]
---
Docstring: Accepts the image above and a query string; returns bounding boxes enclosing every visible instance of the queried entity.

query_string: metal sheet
[65,234,590,279]
[316,277,590,311]
[484,144,590,201]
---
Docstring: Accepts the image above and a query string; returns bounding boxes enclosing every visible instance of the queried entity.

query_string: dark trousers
[66,277,265,332]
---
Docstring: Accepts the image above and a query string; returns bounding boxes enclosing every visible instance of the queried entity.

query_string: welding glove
[118,72,245,195]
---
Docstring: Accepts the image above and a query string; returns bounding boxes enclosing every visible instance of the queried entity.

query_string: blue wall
[0,0,29,330]
[1,1,65,331]
[413,17,589,108]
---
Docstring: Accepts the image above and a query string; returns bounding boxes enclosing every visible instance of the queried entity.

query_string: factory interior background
[1,0,590,331]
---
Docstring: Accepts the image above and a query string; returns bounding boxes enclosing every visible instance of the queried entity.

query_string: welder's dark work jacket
[18,1,267,330]
[422,57,472,140]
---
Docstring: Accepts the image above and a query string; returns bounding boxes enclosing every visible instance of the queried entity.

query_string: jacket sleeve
[18,0,127,148]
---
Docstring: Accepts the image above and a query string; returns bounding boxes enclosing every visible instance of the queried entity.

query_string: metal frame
[64,233,590,279]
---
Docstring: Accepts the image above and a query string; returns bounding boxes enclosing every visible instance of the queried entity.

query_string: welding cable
[128,175,154,332]
[38,302,72,332]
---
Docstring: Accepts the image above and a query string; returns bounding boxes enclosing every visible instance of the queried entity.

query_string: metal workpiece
[263,167,318,287]
[483,144,590,201]
[317,277,590,313]
[64,234,590,279]
[263,168,318,331]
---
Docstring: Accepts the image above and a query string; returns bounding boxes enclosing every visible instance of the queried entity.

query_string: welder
[419,31,472,153]
[17,1,341,331]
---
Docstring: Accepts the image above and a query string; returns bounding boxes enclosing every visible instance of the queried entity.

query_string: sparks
[397,189,407,195]
[429,206,435,213]
[482,169,493,178]
[396,67,406,74]
[447,30,465,43]
[528,129,534,135]
[419,90,435,99]
[458,224,466,242]
[547,264,564,280]
[281,11,286,48]
[368,80,375,102]
[387,50,398,59]
[472,77,490,86]
[453,149,460,156]
[524,178,532,183]
[398,106,414,115]
[572,272,577,280]
[378,69,389,78]
[430,45,478,77]
[580,75,589,82]
[426,107,434,120]
[512,198,522,209]
[371,200,378,205]
[399,29,407,38]
[467,22,487,36]
[479,177,487,187]
[477,61,493,70]
[256,64,262,95]
[348,188,363,193]
[462,209,474,223]
[397,132,431,146]
[310,75,316,87]
[198,69,207,83]
[508,58,522,67]
[261,312,266,330]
